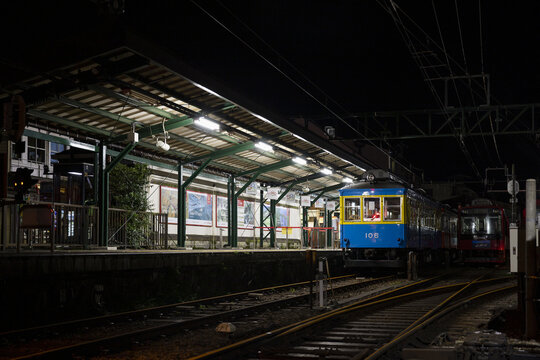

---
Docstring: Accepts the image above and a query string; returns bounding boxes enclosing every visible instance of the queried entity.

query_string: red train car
[457,199,509,263]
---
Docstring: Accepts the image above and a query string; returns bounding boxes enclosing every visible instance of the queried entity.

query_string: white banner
[314,198,325,209]
[301,195,311,207]
[267,187,280,200]
[326,201,336,211]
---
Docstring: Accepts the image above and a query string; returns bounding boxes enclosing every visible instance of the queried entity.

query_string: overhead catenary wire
[478,0,503,165]
[454,0,502,165]
[432,0,492,164]
[189,0,415,177]
[213,0,387,143]
[380,0,482,180]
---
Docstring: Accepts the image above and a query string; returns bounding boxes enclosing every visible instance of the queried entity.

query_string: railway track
[0,274,393,359]
[188,272,515,360]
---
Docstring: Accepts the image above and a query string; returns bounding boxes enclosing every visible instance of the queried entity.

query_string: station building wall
[7,127,331,248]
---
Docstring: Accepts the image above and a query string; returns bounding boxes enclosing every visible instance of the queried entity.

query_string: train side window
[384,197,401,221]
[344,198,361,221]
[363,198,381,221]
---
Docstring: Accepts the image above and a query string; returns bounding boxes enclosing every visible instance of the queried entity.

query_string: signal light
[10,167,37,203]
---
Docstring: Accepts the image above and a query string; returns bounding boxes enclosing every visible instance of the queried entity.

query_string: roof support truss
[349,103,540,141]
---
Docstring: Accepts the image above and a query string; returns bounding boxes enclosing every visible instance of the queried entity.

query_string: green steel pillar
[102,142,136,247]
[302,206,308,247]
[327,209,333,248]
[229,175,237,247]
[178,159,211,248]
[93,151,99,204]
[177,163,185,247]
[270,199,277,248]
[98,142,107,247]
[259,189,264,248]
[227,175,233,247]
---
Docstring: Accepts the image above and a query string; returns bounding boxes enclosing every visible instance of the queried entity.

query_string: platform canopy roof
[1,44,372,195]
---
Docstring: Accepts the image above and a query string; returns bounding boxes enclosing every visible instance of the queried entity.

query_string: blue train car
[340,169,456,268]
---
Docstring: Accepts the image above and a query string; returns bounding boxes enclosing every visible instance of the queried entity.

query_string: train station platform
[0,249,344,330]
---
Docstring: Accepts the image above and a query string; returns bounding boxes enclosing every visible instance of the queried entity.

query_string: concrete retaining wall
[0,250,345,330]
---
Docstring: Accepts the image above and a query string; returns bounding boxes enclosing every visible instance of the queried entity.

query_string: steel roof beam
[26,110,273,176]
[181,141,255,165]
[56,95,276,172]
[236,159,294,178]
[91,83,244,145]
[123,74,361,179]
[305,183,344,200]
[28,109,112,137]
[57,96,142,128]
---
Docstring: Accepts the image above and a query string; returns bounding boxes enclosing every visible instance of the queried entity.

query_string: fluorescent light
[292,157,307,165]
[68,171,83,176]
[255,141,273,152]
[342,177,353,183]
[195,117,220,131]
[321,168,333,175]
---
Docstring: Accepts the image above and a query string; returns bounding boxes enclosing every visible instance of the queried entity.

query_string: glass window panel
[37,149,45,163]
[27,137,46,163]
[28,149,36,161]
[344,198,361,221]
[363,197,380,221]
[384,197,401,221]
[50,142,64,164]
[11,143,21,160]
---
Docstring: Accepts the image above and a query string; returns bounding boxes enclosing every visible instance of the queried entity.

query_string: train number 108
[365,232,379,239]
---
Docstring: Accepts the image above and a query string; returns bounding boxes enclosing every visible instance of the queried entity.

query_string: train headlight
[366,173,375,182]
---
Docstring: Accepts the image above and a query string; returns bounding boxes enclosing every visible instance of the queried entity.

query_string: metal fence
[108,208,168,249]
[0,202,167,251]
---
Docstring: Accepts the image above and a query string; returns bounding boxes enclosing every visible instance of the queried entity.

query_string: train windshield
[344,198,361,221]
[363,197,381,221]
[460,208,502,235]
[383,197,401,221]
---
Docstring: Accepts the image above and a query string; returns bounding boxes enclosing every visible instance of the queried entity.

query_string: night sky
[2,0,540,187]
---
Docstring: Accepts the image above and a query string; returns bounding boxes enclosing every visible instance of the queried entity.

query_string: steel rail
[365,284,517,360]
[188,275,513,359]
[0,274,360,338]
[8,275,391,359]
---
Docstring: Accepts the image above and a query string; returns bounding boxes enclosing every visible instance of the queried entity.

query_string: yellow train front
[340,170,457,268]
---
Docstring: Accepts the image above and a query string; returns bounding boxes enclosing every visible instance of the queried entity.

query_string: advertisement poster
[262,204,290,227]
[300,195,311,207]
[267,187,279,200]
[314,198,325,209]
[186,190,213,226]
[160,186,178,224]
[326,201,336,211]
[216,196,255,229]
[216,196,228,227]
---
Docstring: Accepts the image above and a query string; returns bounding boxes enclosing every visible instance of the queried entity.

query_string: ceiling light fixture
[156,139,170,151]
[321,168,333,175]
[154,119,171,151]
[292,157,307,165]
[342,177,354,183]
[195,116,220,131]
[255,141,273,152]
